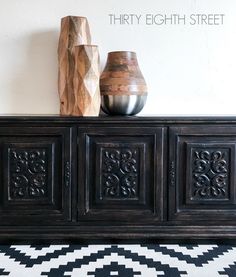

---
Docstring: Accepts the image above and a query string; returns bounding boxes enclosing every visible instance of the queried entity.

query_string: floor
[0,244,235,276]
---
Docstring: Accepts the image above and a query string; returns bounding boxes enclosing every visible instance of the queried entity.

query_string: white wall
[0,0,235,115]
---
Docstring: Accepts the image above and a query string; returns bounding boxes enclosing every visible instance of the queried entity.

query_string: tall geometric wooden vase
[73,45,101,116]
[58,16,91,115]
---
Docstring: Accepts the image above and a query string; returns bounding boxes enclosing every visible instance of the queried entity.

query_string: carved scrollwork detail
[9,149,48,199]
[102,148,138,199]
[192,149,229,199]
[65,161,71,187]
[169,161,175,186]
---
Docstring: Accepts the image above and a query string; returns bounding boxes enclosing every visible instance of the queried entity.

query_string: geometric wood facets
[101,148,139,200]
[58,16,92,115]
[191,148,229,200]
[58,16,100,116]
[73,45,100,116]
[9,148,48,200]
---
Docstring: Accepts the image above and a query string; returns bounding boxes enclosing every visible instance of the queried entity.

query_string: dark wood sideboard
[0,115,236,243]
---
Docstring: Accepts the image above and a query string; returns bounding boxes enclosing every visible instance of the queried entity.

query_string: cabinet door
[169,126,236,222]
[0,126,72,225]
[78,126,166,224]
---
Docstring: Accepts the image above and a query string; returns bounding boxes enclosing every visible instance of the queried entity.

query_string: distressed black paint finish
[77,126,165,224]
[190,147,229,201]
[1,116,236,241]
[169,126,236,222]
[0,126,73,225]
[9,148,48,200]
[101,147,139,199]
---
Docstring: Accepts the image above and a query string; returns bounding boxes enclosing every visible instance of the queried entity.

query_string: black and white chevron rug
[0,244,235,276]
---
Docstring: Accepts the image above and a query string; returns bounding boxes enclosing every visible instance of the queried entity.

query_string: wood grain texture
[100,51,147,96]
[73,45,100,116]
[58,16,91,115]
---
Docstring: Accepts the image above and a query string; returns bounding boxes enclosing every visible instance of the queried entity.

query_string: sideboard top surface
[0,115,236,124]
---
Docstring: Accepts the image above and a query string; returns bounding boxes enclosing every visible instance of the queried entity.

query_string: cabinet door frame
[0,125,74,225]
[169,125,236,222]
[77,125,167,224]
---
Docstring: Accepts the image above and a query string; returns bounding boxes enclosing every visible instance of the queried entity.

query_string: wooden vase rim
[108,51,137,58]
[61,15,88,20]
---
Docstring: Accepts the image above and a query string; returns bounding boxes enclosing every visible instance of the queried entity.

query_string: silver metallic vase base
[101,95,147,116]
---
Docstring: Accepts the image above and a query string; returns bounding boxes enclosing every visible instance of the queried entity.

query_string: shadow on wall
[9,30,60,114]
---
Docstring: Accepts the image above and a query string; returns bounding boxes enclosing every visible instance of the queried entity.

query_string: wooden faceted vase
[58,16,91,115]
[73,45,100,116]
[100,51,147,115]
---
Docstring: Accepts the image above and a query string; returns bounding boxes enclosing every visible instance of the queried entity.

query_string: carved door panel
[0,126,73,225]
[169,126,236,222]
[77,126,166,224]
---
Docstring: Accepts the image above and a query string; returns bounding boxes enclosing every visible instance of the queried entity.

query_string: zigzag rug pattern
[0,244,235,276]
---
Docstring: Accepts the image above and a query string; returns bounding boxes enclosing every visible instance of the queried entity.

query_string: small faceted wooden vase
[100,51,147,115]
[58,16,100,116]
[73,45,100,116]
